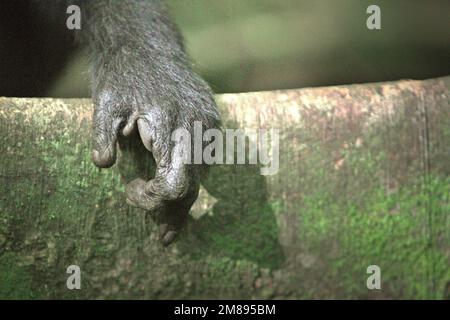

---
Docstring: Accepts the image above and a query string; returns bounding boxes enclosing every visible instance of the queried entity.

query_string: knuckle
[95,88,117,107]
[165,171,190,200]
[146,175,189,201]
[92,147,116,168]
[165,184,189,201]
[94,89,125,115]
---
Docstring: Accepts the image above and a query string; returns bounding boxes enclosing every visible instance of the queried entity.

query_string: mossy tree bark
[0,77,449,299]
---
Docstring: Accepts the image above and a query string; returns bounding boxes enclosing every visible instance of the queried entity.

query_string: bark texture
[0,76,449,299]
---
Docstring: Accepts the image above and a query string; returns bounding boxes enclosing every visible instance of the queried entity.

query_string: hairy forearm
[81,0,185,57]
[26,0,220,246]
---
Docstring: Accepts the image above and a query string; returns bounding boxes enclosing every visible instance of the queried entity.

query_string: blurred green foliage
[51,0,450,96]
[169,0,450,92]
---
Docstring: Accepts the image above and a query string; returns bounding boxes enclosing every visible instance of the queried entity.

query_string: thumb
[91,108,122,168]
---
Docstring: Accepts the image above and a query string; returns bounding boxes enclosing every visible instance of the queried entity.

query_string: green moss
[189,257,259,299]
[175,162,285,269]
[296,142,450,299]
[0,253,42,299]
[0,100,448,299]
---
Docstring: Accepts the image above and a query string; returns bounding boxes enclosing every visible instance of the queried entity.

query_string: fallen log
[0,76,449,299]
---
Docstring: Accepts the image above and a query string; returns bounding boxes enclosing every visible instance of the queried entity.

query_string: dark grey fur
[2,0,221,245]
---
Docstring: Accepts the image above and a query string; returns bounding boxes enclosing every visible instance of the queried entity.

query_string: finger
[125,178,164,212]
[129,119,195,204]
[122,111,139,137]
[126,122,200,245]
[91,107,123,168]
[156,203,190,246]
[137,118,154,152]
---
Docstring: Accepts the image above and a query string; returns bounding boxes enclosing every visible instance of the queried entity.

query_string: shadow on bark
[118,127,284,270]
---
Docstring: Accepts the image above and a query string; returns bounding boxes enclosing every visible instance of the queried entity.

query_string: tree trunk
[0,77,449,299]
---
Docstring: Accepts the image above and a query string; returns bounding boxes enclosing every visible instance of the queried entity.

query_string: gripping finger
[126,118,198,209]
[91,106,123,168]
